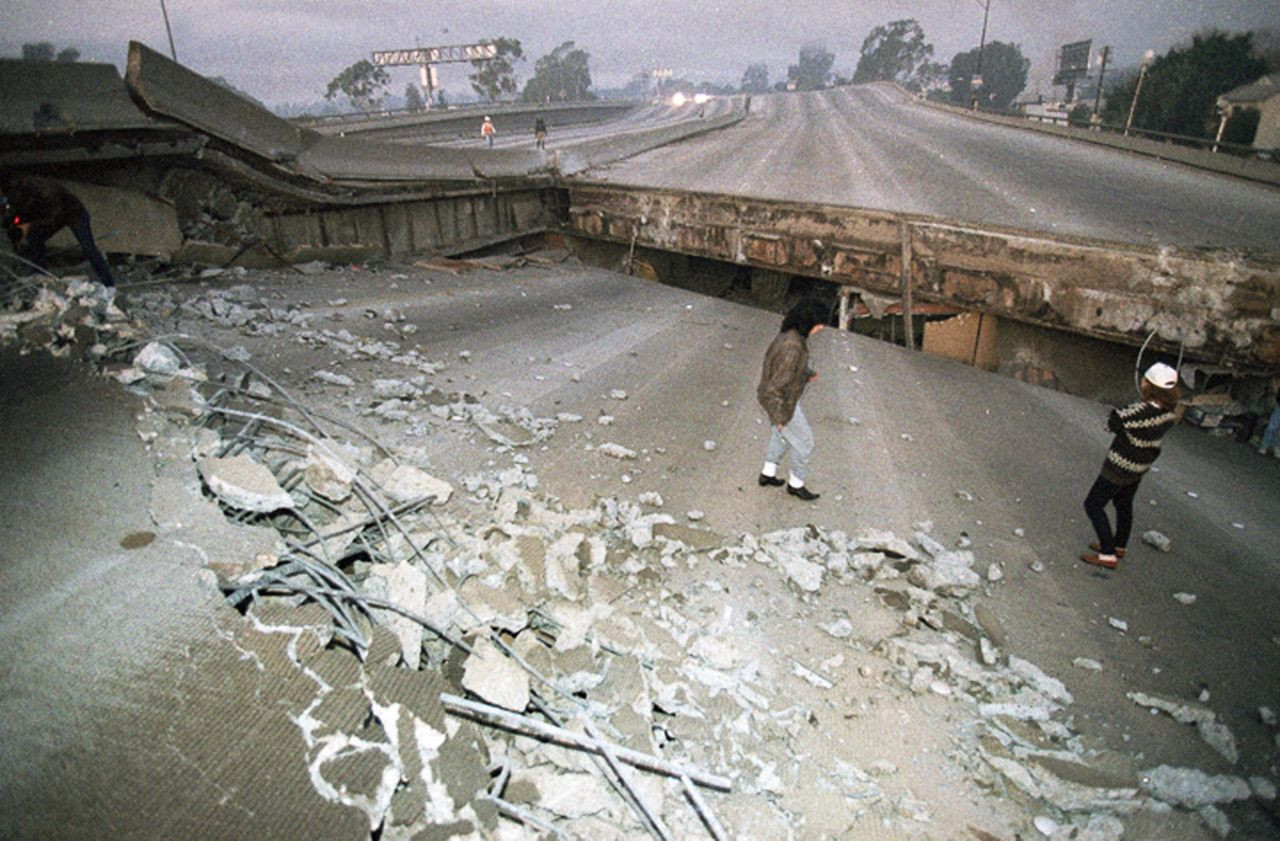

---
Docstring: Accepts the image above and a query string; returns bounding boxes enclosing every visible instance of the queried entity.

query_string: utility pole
[971,0,991,110]
[159,0,178,62]
[1124,49,1155,137]
[1093,45,1110,115]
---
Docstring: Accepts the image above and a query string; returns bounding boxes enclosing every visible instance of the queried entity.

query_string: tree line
[316,21,1275,146]
[322,22,1034,113]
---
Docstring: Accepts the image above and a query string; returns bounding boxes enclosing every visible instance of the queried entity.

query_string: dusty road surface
[2,259,1278,839]
[582,85,1280,252]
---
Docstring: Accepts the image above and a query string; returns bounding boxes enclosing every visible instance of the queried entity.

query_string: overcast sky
[1,1,1275,106]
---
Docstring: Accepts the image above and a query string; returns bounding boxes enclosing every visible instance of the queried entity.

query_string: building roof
[1219,72,1280,105]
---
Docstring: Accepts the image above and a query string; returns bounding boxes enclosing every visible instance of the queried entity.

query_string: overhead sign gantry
[371,42,498,107]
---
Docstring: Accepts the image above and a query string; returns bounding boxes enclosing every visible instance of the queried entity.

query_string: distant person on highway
[757,299,830,501]
[1080,362,1181,570]
[481,115,495,148]
[1,172,115,287]
[534,117,547,150]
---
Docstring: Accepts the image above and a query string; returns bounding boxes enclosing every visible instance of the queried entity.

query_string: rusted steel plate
[566,185,1280,368]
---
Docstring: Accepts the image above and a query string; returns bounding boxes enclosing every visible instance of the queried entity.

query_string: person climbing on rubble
[481,115,496,147]
[1,172,115,288]
[757,299,830,501]
[1080,362,1181,570]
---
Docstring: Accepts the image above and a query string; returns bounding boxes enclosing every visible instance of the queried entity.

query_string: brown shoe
[1081,552,1118,570]
[1089,542,1126,559]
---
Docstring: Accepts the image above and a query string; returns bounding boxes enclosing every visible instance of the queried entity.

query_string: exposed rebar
[441,693,732,792]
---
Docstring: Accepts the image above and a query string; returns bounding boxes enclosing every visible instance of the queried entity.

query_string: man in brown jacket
[1,172,115,287]
[757,300,829,500]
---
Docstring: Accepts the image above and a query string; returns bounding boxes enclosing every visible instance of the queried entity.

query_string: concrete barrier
[301,102,637,140]
[906,88,1280,188]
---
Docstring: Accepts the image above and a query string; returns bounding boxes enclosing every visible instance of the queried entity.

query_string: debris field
[1,257,1277,840]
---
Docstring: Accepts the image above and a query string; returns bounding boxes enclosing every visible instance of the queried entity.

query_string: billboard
[1053,40,1092,85]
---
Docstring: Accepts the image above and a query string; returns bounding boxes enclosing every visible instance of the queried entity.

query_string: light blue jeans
[1261,405,1280,450]
[764,404,814,482]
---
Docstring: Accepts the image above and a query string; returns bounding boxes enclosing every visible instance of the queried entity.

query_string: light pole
[1124,49,1155,137]
[971,0,991,110]
[159,0,178,62]
[1092,45,1110,116]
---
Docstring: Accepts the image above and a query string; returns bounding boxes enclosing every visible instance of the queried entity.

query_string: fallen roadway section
[1,43,745,269]
[564,184,1280,373]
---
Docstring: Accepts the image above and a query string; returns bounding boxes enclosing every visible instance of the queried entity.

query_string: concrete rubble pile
[3,270,1276,840]
[0,275,142,360]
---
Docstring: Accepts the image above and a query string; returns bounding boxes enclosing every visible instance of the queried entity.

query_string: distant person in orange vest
[1,172,115,287]
[481,115,495,147]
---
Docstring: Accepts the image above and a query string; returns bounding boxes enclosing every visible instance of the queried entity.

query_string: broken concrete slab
[133,341,182,377]
[198,453,294,512]
[305,443,359,503]
[1139,765,1251,809]
[365,562,429,669]
[505,766,617,820]
[461,637,530,712]
[371,460,453,505]
[854,528,921,561]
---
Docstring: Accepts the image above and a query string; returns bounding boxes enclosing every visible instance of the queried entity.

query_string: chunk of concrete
[597,442,637,460]
[782,555,824,593]
[854,528,920,560]
[1126,691,1215,725]
[1196,720,1238,765]
[461,637,530,712]
[506,767,615,819]
[134,341,182,377]
[364,562,428,669]
[545,533,585,601]
[198,454,294,512]
[305,443,358,503]
[375,462,452,505]
[1139,765,1251,809]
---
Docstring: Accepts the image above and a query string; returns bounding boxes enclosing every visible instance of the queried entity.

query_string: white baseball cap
[1143,362,1178,389]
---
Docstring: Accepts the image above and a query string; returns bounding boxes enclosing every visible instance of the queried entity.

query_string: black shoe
[786,484,819,501]
[758,474,785,487]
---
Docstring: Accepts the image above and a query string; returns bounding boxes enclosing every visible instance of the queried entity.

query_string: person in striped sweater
[1081,362,1181,570]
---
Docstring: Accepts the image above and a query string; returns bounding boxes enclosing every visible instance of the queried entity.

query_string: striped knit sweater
[1101,400,1178,485]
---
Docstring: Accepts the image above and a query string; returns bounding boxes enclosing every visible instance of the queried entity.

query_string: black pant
[26,209,115,287]
[1084,474,1139,555]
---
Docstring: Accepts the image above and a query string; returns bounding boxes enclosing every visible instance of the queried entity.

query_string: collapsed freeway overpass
[2,40,1277,376]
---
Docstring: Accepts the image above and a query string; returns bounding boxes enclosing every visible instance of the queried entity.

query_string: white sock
[761,462,778,478]
[788,474,804,489]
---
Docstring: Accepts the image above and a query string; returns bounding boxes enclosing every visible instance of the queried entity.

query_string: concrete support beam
[565,185,1280,369]
[267,189,552,261]
[899,219,915,351]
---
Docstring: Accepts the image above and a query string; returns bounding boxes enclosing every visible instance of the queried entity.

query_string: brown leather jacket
[757,329,810,426]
